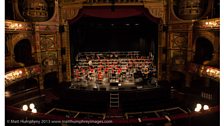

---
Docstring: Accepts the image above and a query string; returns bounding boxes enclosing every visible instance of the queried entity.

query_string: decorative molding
[171,33,188,49]
[33,23,58,32]
[148,7,164,19]
[62,7,81,20]
[48,0,60,22]
[169,23,193,31]
[41,51,58,68]
[11,33,34,54]
[5,20,33,32]
[194,18,220,30]
[40,34,56,51]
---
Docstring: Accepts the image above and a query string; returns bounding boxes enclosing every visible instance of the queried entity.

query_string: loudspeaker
[61,48,66,55]
[59,25,65,33]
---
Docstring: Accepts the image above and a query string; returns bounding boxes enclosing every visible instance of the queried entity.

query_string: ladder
[110,92,119,108]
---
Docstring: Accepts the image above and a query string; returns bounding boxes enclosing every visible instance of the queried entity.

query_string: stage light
[203,105,209,110]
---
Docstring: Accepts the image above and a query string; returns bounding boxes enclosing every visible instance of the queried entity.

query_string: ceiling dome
[22,0,48,22]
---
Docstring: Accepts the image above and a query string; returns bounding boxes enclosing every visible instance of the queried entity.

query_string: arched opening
[194,37,214,65]
[170,71,185,90]
[44,72,59,89]
[14,39,35,66]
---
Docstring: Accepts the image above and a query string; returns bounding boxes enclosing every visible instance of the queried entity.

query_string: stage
[70,76,158,91]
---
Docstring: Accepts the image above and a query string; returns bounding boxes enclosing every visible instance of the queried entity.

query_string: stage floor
[69,77,158,91]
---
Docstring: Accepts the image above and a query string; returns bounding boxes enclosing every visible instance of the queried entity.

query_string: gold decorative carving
[171,33,187,48]
[145,6,164,19]
[41,52,58,67]
[11,33,33,48]
[171,50,186,65]
[194,18,220,30]
[5,20,33,32]
[40,34,56,51]
[63,7,81,20]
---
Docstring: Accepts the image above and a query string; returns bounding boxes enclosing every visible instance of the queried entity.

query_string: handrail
[6,105,219,124]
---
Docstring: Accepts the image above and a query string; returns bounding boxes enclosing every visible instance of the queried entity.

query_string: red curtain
[69,6,160,24]
[82,6,143,18]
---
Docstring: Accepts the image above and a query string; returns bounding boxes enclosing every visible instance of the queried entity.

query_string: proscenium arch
[61,5,165,81]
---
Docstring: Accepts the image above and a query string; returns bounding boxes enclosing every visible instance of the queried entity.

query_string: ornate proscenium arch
[61,2,165,23]
[60,3,166,81]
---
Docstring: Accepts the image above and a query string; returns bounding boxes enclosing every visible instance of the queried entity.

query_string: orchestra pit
[5,0,220,126]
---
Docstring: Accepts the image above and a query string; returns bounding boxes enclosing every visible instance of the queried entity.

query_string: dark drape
[68,6,160,24]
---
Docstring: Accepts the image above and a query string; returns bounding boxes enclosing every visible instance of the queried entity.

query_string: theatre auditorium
[5,0,220,126]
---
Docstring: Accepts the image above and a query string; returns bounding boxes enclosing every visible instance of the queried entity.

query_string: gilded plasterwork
[40,35,56,51]
[41,52,58,67]
[171,33,187,48]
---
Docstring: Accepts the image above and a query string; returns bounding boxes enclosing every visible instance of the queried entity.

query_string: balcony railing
[5,64,42,87]
[188,63,219,81]
[5,20,33,32]
[194,18,220,30]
